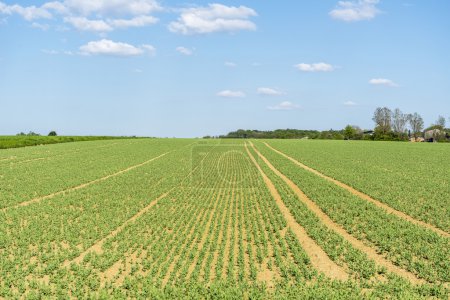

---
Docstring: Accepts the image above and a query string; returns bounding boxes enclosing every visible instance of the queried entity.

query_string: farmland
[0,136,137,150]
[0,139,448,299]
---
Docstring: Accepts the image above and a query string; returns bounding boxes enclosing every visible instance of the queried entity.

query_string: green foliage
[0,135,140,149]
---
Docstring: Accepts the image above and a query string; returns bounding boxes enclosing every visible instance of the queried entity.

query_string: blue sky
[1,0,449,137]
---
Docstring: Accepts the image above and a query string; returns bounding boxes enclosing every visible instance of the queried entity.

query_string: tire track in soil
[263,142,449,238]
[1,151,171,212]
[252,142,425,285]
[245,143,349,281]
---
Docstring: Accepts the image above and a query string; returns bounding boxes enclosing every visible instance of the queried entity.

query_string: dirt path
[1,152,171,213]
[263,142,449,238]
[245,143,349,281]
[252,142,425,285]
[63,191,170,267]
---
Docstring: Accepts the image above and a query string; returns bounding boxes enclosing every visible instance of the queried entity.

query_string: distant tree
[408,113,424,138]
[343,125,355,140]
[343,125,362,140]
[48,131,57,136]
[352,126,364,140]
[372,107,392,134]
[435,115,446,129]
[27,131,40,136]
[16,132,26,136]
[392,108,408,134]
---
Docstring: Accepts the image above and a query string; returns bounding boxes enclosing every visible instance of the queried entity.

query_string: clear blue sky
[1,0,449,137]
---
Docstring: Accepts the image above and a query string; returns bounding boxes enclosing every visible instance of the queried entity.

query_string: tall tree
[408,112,424,138]
[392,108,408,134]
[372,107,392,134]
[435,115,446,128]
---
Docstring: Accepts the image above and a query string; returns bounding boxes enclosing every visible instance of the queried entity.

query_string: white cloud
[0,2,52,21]
[257,87,284,96]
[268,101,301,111]
[217,90,246,98]
[0,1,161,31]
[79,39,155,56]
[64,15,159,32]
[176,46,193,56]
[343,101,358,106]
[141,45,156,54]
[168,4,257,35]
[42,2,68,14]
[295,63,335,72]
[61,0,161,17]
[329,0,381,22]
[224,61,237,67]
[108,15,158,29]
[64,17,113,32]
[369,78,399,87]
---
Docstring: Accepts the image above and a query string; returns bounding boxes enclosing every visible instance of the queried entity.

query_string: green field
[0,139,448,299]
[0,136,138,150]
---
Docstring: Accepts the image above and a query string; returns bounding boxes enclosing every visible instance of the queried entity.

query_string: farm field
[0,136,137,150]
[0,139,448,299]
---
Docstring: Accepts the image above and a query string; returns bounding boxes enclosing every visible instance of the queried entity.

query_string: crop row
[0,141,196,298]
[0,139,192,208]
[253,141,449,284]
[264,140,450,231]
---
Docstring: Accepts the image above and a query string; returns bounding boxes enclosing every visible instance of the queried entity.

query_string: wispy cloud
[295,63,335,72]
[268,101,301,111]
[176,46,193,56]
[329,0,381,22]
[31,22,49,30]
[0,2,52,21]
[169,4,257,35]
[369,78,399,87]
[224,61,237,67]
[108,15,158,29]
[79,39,155,57]
[64,17,112,32]
[257,87,284,96]
[217,90,246,98]
[343,100,358,106]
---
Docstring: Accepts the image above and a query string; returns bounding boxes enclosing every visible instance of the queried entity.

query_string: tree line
[215,108,450,141]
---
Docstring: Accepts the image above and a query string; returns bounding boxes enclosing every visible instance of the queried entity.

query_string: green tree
[408,113,424,138]
[344,125,356,140]
[48,131,57,136]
